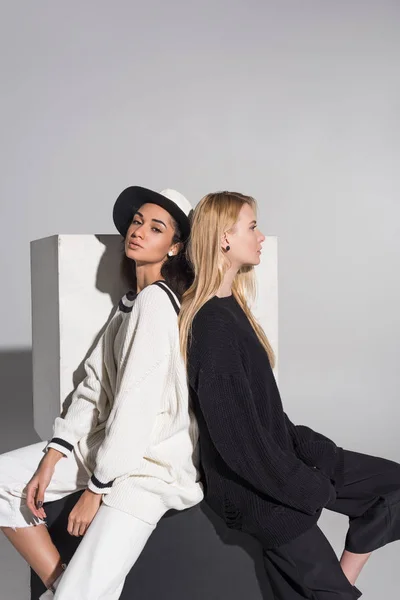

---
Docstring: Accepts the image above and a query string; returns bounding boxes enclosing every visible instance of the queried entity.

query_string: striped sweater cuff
[88,473,115,495]
[45,438,74,457]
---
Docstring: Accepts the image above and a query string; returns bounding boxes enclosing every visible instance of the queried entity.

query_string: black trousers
[261,449,400,599]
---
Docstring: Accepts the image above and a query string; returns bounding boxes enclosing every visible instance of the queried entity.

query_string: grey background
[0,1,399,598]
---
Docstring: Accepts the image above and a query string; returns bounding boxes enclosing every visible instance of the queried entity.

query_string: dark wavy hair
[121,213,194,300]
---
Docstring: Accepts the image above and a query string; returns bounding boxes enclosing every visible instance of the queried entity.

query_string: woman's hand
[68,489,102,537]
[26,448,65,520]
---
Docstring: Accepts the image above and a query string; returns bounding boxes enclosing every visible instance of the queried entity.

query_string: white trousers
[0,442,155,599]
[55,505,155,600]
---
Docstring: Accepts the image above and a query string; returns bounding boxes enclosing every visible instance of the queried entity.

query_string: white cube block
[30,235,278,441]
[30,235,127,440]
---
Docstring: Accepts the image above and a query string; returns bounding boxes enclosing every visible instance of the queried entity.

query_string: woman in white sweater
[0,186,203,600]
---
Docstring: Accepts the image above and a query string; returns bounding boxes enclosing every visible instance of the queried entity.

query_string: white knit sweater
[46,281,203,524]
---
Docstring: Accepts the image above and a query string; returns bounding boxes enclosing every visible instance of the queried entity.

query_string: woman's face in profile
[125,203,177,264]
[226,203,265,268]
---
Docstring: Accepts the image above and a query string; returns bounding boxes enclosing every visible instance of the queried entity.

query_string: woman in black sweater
[179,191,400,599]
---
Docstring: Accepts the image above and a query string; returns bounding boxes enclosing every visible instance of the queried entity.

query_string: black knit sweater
[188,295,344,549]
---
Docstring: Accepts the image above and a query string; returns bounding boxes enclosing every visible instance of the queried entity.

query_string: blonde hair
[179,191,275,368]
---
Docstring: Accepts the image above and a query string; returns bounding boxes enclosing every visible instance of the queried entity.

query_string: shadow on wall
[95,234,129,307]
[0,349,40,454]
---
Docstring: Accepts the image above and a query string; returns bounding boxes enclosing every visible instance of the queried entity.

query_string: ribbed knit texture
[46,283,203,524]
[188,295,343,548]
